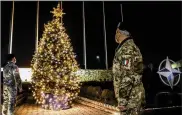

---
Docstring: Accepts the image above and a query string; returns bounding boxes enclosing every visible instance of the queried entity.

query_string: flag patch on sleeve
[122,59,129,66]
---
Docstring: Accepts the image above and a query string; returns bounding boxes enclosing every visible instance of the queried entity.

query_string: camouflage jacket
[3,62,22,90]
[112,37,145,112]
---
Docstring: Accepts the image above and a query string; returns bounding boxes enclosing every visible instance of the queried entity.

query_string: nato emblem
[157,57,181,89]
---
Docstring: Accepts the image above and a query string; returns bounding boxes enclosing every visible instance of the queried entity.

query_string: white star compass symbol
[157,57,181,89]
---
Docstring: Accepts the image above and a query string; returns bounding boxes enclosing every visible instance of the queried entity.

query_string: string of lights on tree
[31,3,81,110]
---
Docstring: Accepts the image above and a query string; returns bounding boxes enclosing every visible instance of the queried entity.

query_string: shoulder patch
[122,59,129,66]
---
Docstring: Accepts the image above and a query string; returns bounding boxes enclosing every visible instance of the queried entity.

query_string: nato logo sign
[157,57,181,89]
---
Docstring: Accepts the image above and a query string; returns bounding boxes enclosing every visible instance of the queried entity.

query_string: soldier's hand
[118,105,127,111]
[19,88,23,93]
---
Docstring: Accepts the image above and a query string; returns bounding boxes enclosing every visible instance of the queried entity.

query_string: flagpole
[9,1,15,54]
[103,2,108,69]
[35,1,39,52]
[83,1,87,69]
[120,4,123,22]
[61,1,63,24]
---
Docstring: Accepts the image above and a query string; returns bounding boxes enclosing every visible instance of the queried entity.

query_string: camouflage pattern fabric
[2,85,17,115]
[2,62,22,115]
[112,38,145,115]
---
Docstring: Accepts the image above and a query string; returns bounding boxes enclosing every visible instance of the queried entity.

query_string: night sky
[1,1,181,69]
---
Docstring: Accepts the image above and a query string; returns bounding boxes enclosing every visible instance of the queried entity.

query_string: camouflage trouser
[2,85,17,115]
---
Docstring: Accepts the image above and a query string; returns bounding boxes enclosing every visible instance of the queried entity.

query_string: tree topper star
[50,3,65,18]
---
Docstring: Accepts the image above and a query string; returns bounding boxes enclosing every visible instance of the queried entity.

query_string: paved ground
[14,103,113,115]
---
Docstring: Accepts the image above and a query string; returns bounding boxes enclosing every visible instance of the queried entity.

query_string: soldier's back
[3,62,16,87]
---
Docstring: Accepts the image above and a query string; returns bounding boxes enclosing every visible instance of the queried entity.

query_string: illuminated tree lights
[31,3,80,110]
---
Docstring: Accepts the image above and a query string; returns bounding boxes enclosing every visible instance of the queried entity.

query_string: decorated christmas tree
[31,3,80,110]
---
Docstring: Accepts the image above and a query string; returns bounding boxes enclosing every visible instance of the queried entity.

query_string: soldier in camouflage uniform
[112,23,145,115]
[2,54,23,115]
